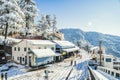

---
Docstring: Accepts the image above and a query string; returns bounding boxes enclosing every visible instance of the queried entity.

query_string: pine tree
[38,15,49,31]
[38,15,57,32]
[0,0,25,36]
[18,0,38,35]
[0,0,25,61]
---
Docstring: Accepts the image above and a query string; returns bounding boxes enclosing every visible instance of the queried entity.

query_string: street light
[98,41,102,66]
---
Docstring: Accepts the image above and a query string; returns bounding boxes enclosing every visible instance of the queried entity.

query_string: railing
[98,66,120,79]
[88,66,96,80]
[65,67,73,80]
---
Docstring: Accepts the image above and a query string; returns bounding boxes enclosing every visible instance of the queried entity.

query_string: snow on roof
[103,54,114,57]
[63,46,79,52]
[53,40,75,48]
[55,53,62,56]
[0,36,22,43]
[31,49,56,58]
[90,46,106,54]
[27,40,55,45]
[90,46,99,50]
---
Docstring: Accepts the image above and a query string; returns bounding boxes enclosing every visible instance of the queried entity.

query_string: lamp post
[99,41,102,66]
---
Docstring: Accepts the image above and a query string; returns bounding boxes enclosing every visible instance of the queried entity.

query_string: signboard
[62,52,66,55]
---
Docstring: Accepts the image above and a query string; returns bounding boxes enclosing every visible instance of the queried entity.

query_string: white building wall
[104,55,114,69]
[12,39,56,65]
[32,45,55,52]
[12,40,31,64]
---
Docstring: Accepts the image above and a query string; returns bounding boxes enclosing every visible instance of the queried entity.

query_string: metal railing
[88,66,96,80]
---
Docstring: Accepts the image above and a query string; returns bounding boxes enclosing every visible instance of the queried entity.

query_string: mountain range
[60,28,120,57]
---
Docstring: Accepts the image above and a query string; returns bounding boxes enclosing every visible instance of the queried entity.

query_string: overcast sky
[35,0,120,36]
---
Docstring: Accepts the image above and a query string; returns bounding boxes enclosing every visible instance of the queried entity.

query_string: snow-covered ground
[5,49,91,80]
[0,62,27,77]
[97,69,119,80]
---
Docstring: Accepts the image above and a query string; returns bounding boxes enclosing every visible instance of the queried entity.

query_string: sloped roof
[27,40,55,45]
[63,46,79,52]
[31,49,57,58]
[53,40,75,48]
[0,36,22,44]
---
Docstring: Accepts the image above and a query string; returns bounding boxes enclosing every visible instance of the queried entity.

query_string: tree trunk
[4,22,8,48]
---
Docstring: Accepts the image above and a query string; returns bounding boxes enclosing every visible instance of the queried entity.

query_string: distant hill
[60,28,120,57]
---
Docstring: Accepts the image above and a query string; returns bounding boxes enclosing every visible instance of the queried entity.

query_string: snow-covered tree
[38,15,49,31]
[18,0,38,34]
[77,39,92,52]
[52,15,58,32]
[0,0,25,36]
[38,15,58,32]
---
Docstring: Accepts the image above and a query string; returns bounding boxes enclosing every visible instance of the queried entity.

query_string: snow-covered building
[98,54,120,79]
[90,46,106,65]
[0,36,22,63]
[113,58,120,70]
[28,49,56,67]
[103,54,120,70]
[103,54,114,69]
[12,39,56,66]
[90,46,120,70]
[53,40,79,61]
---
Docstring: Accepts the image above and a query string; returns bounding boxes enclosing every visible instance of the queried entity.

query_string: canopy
[31,49,57,58]
[55,53,62,56]
[53,40,75,48]
[63,46,79,53]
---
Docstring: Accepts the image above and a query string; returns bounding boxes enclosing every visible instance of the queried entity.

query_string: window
[17,57,19,60]
[51,47,54,50]
[18,47,20,51]
[111,72,114,76]
[24,48,26,51]
[108,70,110,74]
[114,67,118,70]
[116,73,120,78]
[23,58,24,61]
[106,58,111,62]
[28,48,30,50]
[56,48,60,53]
[44,47,47,49]
[14,47,16,51]
[12,56,14,60]
[106,70,107,72]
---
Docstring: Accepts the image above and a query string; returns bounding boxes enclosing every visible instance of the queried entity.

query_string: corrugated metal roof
[0,36,22,44]
[27,40,55,45]
[63,46,79,52]
[31,49,56,58]
[53,40,75,48]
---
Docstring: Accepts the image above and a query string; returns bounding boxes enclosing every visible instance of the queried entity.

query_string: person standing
[44,70,48,80]
[74,61,76,66]
[71,60,73,66]
[5,73,7,80]
[1,73,4,80]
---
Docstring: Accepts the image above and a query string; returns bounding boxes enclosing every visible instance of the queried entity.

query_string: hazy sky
[35,0,120,36]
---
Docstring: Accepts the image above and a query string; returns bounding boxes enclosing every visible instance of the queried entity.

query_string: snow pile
[8,49,91,80]
[0,62,27,77]
[0,36,22,45]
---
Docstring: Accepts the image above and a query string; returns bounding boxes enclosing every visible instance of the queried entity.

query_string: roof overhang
[31,49,57,58]
[63,46,79,53]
